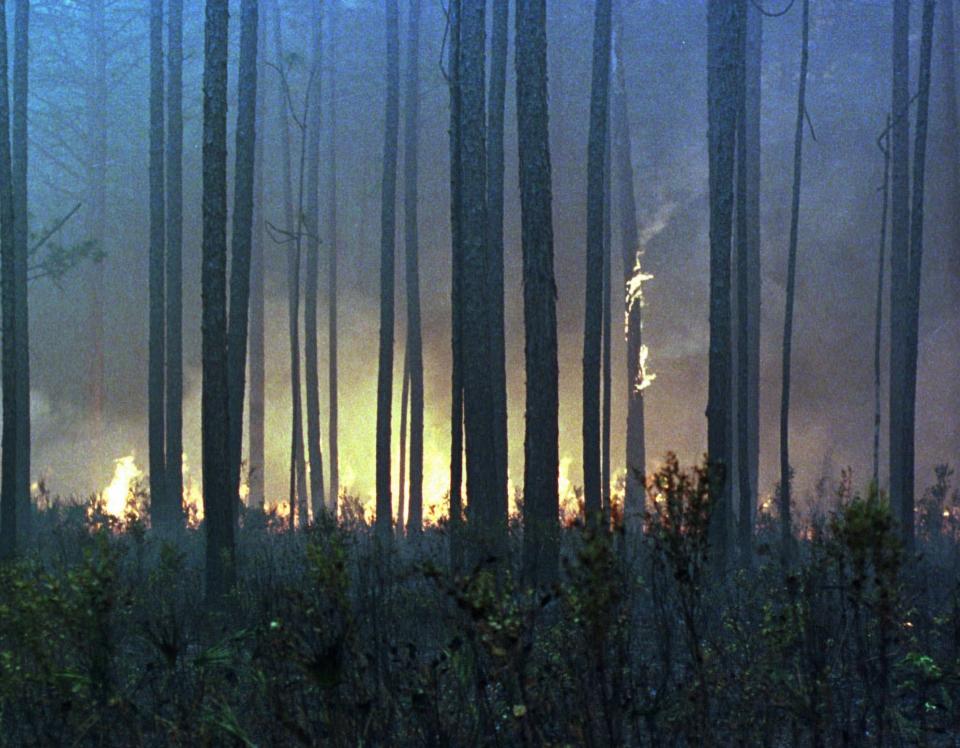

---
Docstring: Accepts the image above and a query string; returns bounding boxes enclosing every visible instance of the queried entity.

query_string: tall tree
[226,0,259,517]
[461,0,503,557]
[375,0,400,541]
[487,0,509,520]
[303,0,325,519]
[403,0,424,534]
[612,16,645,531]
[398,349,409,530]
[601,85,612,525]
[0,0,18,559]
[448,0,464,569]
[248,0,267,510]
[12,0,29,537]
[582,0,612,523]
[901,0,936,552]
[326,0,339,515]
[201,0,234,600]
[706,0,739,569]
[873,120,891,489]
[778,0,810,563]
[517,0,558,584]
[889,0,911,545]
[165,0,185,525]
[148,0,166,523]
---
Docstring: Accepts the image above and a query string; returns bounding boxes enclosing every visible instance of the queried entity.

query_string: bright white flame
[635,344,657,393]
[103,454,142,518]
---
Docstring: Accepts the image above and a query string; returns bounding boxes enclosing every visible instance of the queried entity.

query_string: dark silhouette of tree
[375,0,400,541]
[447,0,464,571]
[148,0,166,524]
[12,0,29,538]
[612,15,645,532]
[326,0,340,516]
[398,347,409,531]
[248,0,267,510]
[0,0,18,559]
[487,0,509,518]
[165,0,185,526]
[461,0,503,559]
[778,0,810,564]
[601,69,612,526]
[517,0,559,585]
[403,0,424,534]
[873,119,891,489]
[201,0,234,600]
[706,0,740,569]
[582,0,611,523]
[901,0,936,552]
[227,0,259,519]
[304,0,326,519]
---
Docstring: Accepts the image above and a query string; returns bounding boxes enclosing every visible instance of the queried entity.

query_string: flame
[103,454,143,519]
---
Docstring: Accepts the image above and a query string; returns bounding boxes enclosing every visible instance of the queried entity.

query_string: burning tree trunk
[375,0,400,541]
[706,0,740,570]
[304,2,326,519]
[248,0,267,511]
[0,0,18,559]
[517,0,559,585]
[779,0,810,564]
[201,0,234,600]
[403,0,424,534]
[148,0,167,523]
[166,0,185,524]
[326,0,339,515]
[582,0,612,523]
[901,0,936,552]
[612,17,645,531]
[226,0,259,517]
[486,0,509,520]
[461,0,503,559]
[889,0,911,547]
[12,0,29,537]
[448,0,464,571]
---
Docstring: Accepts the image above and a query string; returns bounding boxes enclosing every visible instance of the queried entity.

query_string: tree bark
[398,348,409,531]
[0,0,18,559]
[612,18,645,532]
[403,0,424,533]
[779,0,810,565]
[487,0,509,522]
[304,1,326,519]
[874,120,891,489]
[517,0,558,585]
[375,0,400,541]
[201,0,234,600]
[166,0,185,525]
[148,0,166,525]
[601,84,612,526]
[582,0,612,523]
[706,0,739,570]
[227,0,259,520]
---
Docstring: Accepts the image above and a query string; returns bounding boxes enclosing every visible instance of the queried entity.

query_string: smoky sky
[22,0,960,511]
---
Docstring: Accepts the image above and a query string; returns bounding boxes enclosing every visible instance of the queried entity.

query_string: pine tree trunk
[461,0,502,559]
[874,120,891,489]
[612,19,645,532]
[201,0,234,600]
[375,0,400,541]
[735,0,750,565]
[779,0,810,564]
[706,0,739,570]
[601,93,612,527]
[902,0,936,552]
[248,1,266,510]
[148,0,167,525]
[398,349,409,531]
[448,0,464,570]
[227,0,259,519]
[486,0,509,519]
[517,0,559,585]
[403,0,424,534]
[889,0,910,546]
[166,0,185,524]
[326,0,339,515]
[0,0,17,559]
[12,0,29,538]
[304,3,326,519]
[582,0,612,523]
